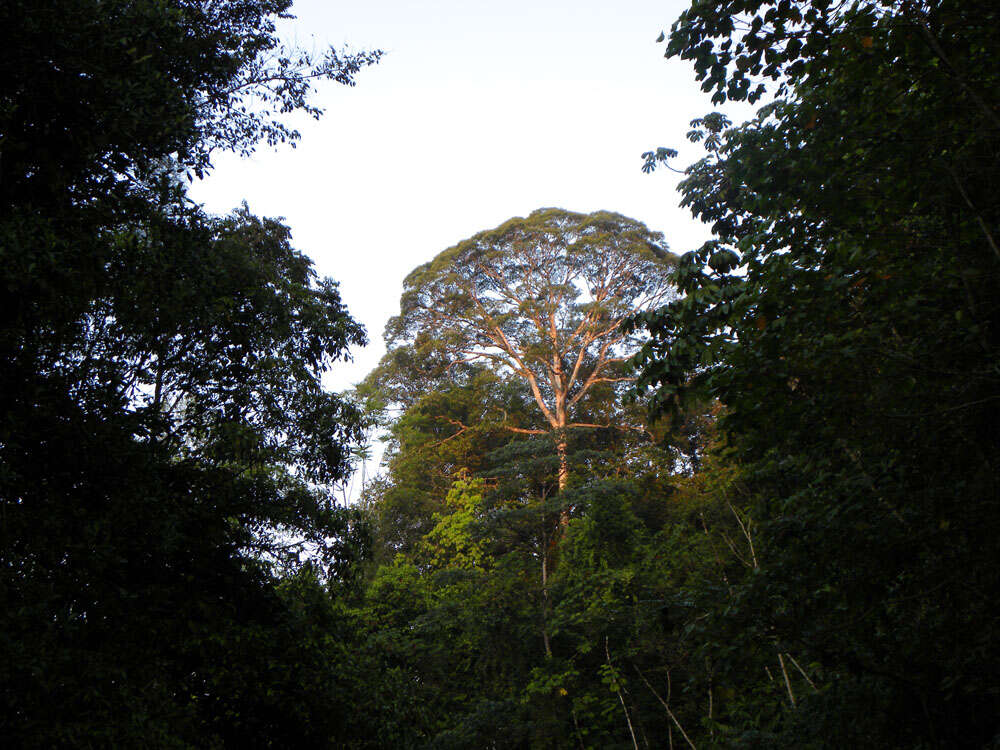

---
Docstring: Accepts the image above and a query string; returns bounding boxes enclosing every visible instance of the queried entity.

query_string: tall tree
[365,209,676,678]
[384,208,676,500]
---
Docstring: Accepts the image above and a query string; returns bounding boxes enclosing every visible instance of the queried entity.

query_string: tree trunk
[556,436,570,530]
[554,394,570,530]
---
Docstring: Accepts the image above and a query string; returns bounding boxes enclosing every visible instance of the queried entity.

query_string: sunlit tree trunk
[556,432,570,527]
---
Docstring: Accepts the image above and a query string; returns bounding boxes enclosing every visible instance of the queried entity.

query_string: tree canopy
[382,208,676,492]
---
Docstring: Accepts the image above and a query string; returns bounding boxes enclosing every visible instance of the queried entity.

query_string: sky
[190,0,750,392]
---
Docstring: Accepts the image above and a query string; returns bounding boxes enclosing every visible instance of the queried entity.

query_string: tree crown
[382,208,676,431]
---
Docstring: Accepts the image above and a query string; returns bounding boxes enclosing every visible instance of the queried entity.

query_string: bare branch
[632,664,697,750]
[503,425,549,436]
[778,653,797,707]
[783,652,818,692]
[427,418,471,448]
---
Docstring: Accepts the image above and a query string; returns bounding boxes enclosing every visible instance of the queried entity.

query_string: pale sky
[190,0,750,392]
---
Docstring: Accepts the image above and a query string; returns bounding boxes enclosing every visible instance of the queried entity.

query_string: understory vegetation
[2,0,997,747]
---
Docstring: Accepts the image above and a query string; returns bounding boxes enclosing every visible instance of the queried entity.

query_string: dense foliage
[1,0,378,745]
[633,0,1000,745]
[4,0,997,747]
[352,364,725,748]
[351,0,999,747]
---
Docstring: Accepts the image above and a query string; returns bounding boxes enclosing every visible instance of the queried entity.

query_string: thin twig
[784,652,818,692]
[632,664,697,749]
[728,502,759,569]
[778,653,797,707]
[605,639,639,750]
[942,163,1000,263]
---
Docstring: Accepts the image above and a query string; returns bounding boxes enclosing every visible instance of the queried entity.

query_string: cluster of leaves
[1,1,380,745]
[634,0,1000,745]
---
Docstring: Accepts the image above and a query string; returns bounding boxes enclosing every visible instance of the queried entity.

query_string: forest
[1,0,997,747]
